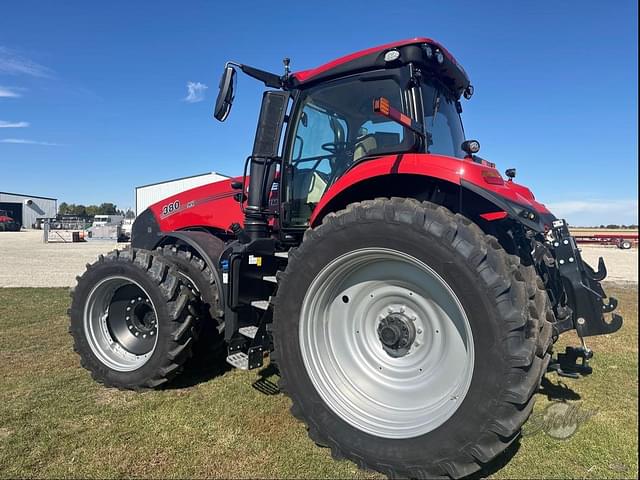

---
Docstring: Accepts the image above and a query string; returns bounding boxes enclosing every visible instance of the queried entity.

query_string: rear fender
[309,153,554,232]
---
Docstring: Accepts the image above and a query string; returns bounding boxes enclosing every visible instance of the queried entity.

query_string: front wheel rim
[84,276,159,371]
[299,248,474,439]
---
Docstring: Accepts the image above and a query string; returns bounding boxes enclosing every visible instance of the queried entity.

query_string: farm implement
[69,38,623,478]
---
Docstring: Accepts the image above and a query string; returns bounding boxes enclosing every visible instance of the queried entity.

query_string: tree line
[596,224,639,229]
[58,202,135,219]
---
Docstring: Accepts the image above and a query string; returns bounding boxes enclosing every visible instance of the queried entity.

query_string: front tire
[69,249,199,389]
[156,244,226,360]
[272,198,552,478]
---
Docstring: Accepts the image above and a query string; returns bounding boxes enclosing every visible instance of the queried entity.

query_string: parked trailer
[573,232,638,249]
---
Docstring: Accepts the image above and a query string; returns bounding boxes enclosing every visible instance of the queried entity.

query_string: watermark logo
[523,401,597,440]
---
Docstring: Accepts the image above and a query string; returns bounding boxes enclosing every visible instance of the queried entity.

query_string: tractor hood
[131,176,244,250]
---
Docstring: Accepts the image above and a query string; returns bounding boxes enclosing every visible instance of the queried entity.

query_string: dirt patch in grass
[0,284,637,479]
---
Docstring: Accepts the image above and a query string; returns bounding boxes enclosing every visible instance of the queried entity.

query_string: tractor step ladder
[238,326,259,339]
[251,299,270,310]
[226,352,249,370]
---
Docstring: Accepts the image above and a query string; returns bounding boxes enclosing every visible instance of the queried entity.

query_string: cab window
[286,75,412,226]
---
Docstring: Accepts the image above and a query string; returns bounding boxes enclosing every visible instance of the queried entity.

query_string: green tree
[85,205,98,217]
[98,203,118,215]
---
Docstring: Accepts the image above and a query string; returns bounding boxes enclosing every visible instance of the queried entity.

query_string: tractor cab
[283,65,466,226]
[214,38,474,233]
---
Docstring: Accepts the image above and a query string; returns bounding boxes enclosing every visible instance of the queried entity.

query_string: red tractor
[0,209,21,231]
[69,38,622,478]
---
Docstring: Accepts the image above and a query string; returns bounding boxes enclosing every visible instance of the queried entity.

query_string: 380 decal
[161,200,180,217]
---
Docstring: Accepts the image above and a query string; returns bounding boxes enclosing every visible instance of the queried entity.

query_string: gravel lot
[0,230,122,288]
[0,229,637,287]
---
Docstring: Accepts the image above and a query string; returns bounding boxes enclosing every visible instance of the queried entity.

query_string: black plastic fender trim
[460,179,555,232]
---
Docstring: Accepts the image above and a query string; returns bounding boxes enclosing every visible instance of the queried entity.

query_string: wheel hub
[377,313,416,357]
[127,297,157,335]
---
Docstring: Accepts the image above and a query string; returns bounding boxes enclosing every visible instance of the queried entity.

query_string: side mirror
[213,66,236,122]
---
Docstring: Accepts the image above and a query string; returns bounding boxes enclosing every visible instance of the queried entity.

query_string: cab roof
[289,37,471,97]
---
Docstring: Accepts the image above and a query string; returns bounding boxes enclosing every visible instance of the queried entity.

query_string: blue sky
[0,0,637,225]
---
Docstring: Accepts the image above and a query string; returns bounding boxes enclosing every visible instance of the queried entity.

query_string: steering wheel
[321,142,349,154]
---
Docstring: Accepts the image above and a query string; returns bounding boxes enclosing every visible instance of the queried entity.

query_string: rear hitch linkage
[543,219,623,377]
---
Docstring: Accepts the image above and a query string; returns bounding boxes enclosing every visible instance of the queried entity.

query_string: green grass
[0,285,637,479]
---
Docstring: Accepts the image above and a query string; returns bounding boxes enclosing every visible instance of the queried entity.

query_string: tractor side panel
[309,153,551,227]
[148,177,243,233]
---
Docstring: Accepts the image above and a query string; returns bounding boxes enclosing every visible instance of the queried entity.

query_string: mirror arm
[227,61,282,88]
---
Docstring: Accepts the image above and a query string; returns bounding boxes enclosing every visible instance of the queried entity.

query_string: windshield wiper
[432,91,441,127]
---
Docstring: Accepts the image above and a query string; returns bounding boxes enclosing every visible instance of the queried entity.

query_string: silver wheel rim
[84,276,159,371]
[299,248,474,439]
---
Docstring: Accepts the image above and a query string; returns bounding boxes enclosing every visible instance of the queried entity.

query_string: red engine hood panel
[148,176,244,233]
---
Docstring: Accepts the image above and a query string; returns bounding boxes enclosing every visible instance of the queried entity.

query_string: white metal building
[0,191,58,228]
[135,171,230,215]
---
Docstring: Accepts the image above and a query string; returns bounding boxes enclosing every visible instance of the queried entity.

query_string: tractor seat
[353,136,378,162]
[353,132,401,162]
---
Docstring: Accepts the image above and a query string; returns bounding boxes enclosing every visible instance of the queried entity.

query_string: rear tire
[69,249,199,389]
[272,198,553,479]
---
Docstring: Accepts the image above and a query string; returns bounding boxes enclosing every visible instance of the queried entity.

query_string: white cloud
[0,46,53,78]
[184,81,208,103]
[547,199,639,227]
[0,120,29,128]
[0,86,21,98]
[0,138,62,146]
